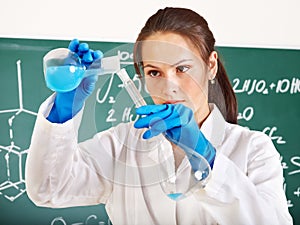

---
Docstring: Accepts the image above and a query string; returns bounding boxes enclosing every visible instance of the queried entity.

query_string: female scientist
[26,7,293,225]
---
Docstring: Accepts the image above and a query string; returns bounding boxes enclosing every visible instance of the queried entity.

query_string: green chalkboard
[0,38,299,225]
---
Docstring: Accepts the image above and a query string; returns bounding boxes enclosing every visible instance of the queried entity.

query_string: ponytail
[208,58,237,124]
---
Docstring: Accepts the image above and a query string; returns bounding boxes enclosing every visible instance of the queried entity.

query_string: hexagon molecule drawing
[0,60,37,202]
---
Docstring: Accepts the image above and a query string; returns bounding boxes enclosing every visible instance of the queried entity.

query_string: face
[140,32,216,123]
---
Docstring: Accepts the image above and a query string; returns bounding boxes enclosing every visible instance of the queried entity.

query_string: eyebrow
[142,59,193,69]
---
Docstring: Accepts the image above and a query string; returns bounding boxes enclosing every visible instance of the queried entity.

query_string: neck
[194,103,210,127]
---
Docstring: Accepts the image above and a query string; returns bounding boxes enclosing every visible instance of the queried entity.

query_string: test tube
[84,55,120,77]
[116,68,146,108]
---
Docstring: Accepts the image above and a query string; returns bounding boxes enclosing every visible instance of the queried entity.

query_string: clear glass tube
[116,68,146,108]
[84,55,120,77]
[116,68,211,202]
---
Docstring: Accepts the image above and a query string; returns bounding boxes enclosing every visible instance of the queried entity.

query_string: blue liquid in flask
[46,65,85,92]
[167,193,184,201]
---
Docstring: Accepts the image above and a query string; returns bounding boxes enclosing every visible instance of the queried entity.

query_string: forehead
[140,32,201,65]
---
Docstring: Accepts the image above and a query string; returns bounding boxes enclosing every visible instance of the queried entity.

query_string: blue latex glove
[47,39,103,123]
[134,104,216,168]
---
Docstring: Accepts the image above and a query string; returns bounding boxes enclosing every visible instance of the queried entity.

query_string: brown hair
[133,7,237,124]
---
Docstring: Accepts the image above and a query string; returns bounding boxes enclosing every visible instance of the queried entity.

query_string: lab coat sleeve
[194,132,293,225]
[25,95,115,208]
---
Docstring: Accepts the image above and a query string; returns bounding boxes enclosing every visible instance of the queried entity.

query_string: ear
[208,51,218,80]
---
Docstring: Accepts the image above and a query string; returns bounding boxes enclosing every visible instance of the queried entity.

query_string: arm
[25,96,115,208]
[134,105,292,224]
[26,40,114,208]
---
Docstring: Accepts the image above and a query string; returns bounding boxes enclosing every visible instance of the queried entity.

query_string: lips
[163,100,185,104]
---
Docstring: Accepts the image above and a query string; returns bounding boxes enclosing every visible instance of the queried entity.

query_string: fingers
[68,38,79,52]
[134,104,171,128]
[82,49,104,66]
[77,43,89,58]
[142,116,181,139]
[136,104,168,115]
[68,39,104,67]
[134,104,180,139]
[134,104,194,139]
[78,43,89,52]
[82,51,93,65]
[92,50,104,60]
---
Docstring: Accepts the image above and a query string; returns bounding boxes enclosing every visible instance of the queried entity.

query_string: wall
[1,0,300,49]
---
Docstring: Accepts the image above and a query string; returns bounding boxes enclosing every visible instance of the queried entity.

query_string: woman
[26,7,293,225]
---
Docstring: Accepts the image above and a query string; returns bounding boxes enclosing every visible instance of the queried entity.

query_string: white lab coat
[25,95,293,225]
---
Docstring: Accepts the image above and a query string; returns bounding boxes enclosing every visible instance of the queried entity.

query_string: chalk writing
[96,74,115,104]
[50,215,111,225]
[288,156,300,176]
[283,181,294,208]
[275,78,300,94]
[233,78,268,94]
[281,156,289,170]
[294,187,300,198]
[262,126,286,145]
[106,109,117,122]
[122,107,139,122]
[233,77,300,95]
[118,50,133,62]
[237,106,254,121]
[0,60,37,202]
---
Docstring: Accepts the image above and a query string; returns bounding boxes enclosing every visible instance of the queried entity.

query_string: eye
[176,65,190,73]
[146,70,161,77]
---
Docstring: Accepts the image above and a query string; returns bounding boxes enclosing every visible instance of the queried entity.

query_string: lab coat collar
[200,103,226,148]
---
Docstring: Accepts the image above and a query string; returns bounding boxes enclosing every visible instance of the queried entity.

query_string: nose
[162,70,180,96]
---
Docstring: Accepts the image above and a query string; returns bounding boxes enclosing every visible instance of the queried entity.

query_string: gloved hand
[134,104,216,168]
[47,39,103,123]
